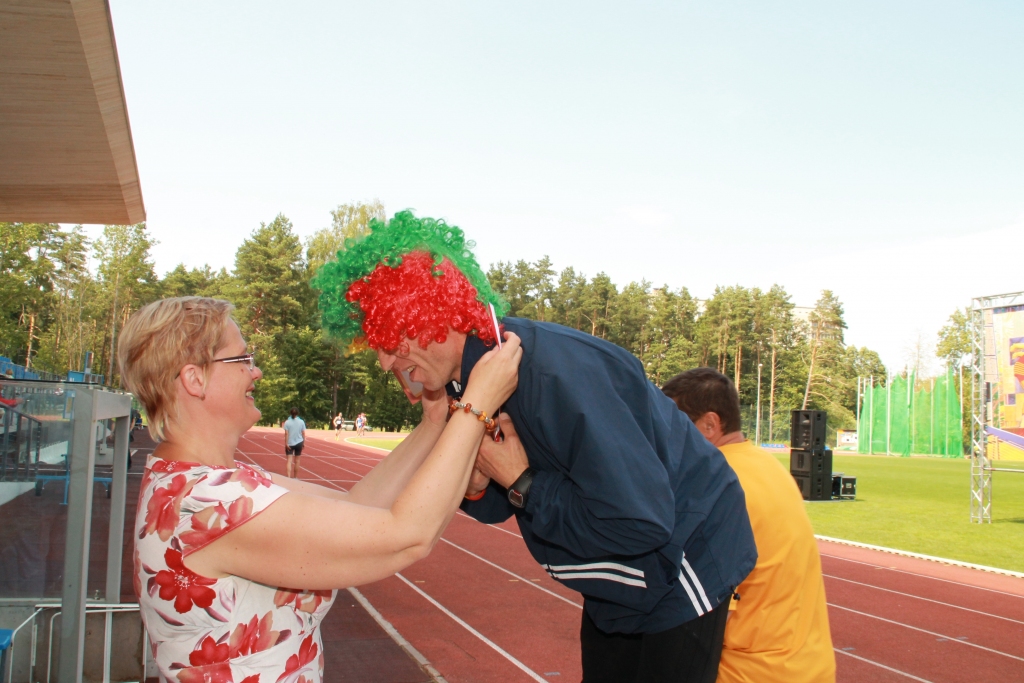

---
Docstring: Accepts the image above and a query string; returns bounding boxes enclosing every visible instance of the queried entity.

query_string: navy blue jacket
[455,318,757,634]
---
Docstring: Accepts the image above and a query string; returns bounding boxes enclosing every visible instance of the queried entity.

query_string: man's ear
[694,411,722,438]
[179,364,207,400]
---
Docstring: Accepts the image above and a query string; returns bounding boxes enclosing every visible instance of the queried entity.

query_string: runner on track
[283,407,306,478]
[333,412,344,440]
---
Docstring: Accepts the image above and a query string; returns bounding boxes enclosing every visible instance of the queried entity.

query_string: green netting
[857,368,963,456]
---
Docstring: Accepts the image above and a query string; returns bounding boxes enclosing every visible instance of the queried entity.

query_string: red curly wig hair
[345,251,499,352]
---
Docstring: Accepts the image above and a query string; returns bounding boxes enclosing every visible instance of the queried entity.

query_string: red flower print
[132,546,144,599]
[209,464,274,492]
[176,635,233,683]
[276,635,318,683]
[274,588,334,614]
[145,474,198,541]
[180,496,255,551]
[189,635,230,666]
[228,611,285,657]
[240,677,260,683]
[154,548,217,613]
[151,459,199,474]
[177,662,232,683]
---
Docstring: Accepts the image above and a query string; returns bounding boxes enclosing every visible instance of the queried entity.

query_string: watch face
[508,489,525,508]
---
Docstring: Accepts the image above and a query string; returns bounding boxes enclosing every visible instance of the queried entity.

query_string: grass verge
[775,454,1024,572]
[346,440,1024,572]
[348,438,405,451]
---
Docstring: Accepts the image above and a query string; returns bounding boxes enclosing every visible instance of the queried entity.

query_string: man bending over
[314,212,757,683]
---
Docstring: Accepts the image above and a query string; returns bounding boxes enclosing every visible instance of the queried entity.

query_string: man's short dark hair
[661,368,742,434]
[290,407,299,417]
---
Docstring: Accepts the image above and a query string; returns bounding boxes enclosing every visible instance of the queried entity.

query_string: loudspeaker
[791,410,827,453]
[793,472,830,501]
[790,449,833,476]
[831,474,857,499]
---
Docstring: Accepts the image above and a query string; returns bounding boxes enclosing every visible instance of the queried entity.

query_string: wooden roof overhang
[0,0,145,224]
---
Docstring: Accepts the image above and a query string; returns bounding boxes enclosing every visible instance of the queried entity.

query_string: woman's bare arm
[265,389,449,507]
[343,389,450,508]
[185,333,523,589]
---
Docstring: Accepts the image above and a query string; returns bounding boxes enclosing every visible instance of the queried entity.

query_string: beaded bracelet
[448,401,497,433]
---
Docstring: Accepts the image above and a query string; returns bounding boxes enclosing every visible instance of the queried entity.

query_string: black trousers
[580,598,730,683]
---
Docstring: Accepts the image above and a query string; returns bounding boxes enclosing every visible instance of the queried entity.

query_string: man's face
[375,330,468,392]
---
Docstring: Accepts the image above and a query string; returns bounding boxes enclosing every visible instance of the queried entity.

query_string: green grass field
[776,453,1024,572]
[339,437,1024,572]
[348,438,406,451]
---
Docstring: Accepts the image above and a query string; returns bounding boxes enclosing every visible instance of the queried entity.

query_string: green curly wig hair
[313,211,509,349]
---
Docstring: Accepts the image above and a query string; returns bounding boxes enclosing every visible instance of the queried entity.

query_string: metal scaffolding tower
[969,291,1024,523]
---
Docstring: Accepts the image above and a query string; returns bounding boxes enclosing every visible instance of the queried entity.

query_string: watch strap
[507,467,535,508]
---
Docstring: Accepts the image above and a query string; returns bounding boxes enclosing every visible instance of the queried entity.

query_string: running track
[236,428,1024,683]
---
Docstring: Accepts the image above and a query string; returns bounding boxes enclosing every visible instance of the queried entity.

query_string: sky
[101,0,1024,372]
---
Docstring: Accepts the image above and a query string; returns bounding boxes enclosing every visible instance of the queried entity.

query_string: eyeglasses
[211,353,256,370]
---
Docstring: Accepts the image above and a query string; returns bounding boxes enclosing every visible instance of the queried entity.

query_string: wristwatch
[507,468,536,509]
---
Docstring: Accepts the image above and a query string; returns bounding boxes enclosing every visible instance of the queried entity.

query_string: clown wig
[312,211,509,351]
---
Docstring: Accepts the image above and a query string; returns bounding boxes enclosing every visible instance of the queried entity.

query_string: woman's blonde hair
[118,297,236,441]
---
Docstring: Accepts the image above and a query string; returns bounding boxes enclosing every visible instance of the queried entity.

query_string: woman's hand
[460,332,522,416]
[420,387,450,428]
[466,465,490,498]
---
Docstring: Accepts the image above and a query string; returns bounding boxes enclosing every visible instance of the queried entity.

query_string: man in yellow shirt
[662,368,836,683]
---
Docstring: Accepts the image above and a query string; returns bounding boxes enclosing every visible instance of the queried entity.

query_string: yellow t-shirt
[716,441,836,683]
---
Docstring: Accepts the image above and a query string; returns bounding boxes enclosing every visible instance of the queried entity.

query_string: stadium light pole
[755,363,763,445]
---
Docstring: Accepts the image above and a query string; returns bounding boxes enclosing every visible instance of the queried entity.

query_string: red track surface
[236,428,1024,683]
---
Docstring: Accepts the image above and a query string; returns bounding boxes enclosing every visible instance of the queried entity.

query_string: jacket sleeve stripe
[548,571,647,588]
[682,556,714,612]
[543,562,645,578]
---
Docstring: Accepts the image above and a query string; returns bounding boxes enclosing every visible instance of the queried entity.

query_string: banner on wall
[987,304,1024,459]
[990,304,1024,434]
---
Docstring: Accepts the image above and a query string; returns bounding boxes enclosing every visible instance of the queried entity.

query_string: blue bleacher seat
[0,627,13,683]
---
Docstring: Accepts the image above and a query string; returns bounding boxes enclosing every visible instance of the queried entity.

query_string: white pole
[856,376,861,448]
[886,374,892,456]
[755,363,763,445]
[869,375,874,454]
[959,361,964,456]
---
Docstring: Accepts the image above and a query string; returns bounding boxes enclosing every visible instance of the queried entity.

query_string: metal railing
[4,603,145,683]
[0,405,43,482]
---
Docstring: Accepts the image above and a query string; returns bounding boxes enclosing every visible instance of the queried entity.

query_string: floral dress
[135,456,336,683]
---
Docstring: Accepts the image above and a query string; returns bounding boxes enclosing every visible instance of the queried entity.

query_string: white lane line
[248,432,380,471]
[348,587,449,683]
[241,433,367,478]
[817,536,1024,580]
[821,554,1024,600]
[827,603,1024,662]
[455,510,524,538]
[266,435,386,475]
[823,574,1024,625]
[439,538,583,609]
[235,440,351,492]
[833,648,934,682]
[395,573,549,683]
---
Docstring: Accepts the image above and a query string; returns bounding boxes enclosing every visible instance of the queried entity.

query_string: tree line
[2,204,904,438]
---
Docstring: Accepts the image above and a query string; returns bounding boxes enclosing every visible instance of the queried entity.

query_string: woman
[332,412,344,440]
[118,297,520,683]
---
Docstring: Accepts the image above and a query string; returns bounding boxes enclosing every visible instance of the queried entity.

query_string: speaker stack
[790,410,832,501]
